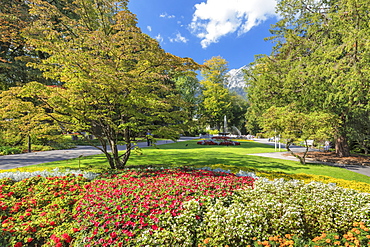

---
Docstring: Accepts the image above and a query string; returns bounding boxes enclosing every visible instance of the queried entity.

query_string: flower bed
[197,137,240,146]
[1,168,370,246]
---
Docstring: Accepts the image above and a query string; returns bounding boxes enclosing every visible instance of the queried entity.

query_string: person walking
[324,140,330,152]
[146,131,152,146]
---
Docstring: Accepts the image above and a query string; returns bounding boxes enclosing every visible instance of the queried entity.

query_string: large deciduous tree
[247,0,370,157]
[21,0,199,169]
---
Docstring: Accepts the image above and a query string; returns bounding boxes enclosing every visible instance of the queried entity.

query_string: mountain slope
[225,65,248,97]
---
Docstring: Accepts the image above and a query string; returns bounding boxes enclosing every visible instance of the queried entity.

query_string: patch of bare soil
[284,151,370,166]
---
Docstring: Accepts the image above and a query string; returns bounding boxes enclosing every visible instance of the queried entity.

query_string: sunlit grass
[3,140,369,184]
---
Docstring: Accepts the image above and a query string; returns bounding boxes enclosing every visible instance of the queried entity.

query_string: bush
[202,164,370,193]
[0,146,22,155]
[1,168,370,247]
[139,178,370,246]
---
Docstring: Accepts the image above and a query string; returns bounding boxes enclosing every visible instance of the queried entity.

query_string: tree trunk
[116,126,132,169]
[110,139,123,169]
[96,136,117,169]
[335,135,350,157]
[286,140,307,165]
[120,144,131,169]
[106,155,116,169]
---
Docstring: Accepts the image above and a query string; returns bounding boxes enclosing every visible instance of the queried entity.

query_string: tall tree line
[246,0,370,156]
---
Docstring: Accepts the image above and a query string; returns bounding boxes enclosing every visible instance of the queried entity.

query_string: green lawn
[17,140,370,184]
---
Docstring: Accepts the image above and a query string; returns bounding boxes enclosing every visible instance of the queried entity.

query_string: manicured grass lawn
[14,140,370,184]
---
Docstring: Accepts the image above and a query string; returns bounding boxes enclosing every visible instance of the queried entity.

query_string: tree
[0,0,67,90]
[21,0,200,169]
[228,93,248,135]
[262,106,337,164]
[0,87,63,150]
[173,75,203,135]
[199,56,232,131]
[247,0,370,157]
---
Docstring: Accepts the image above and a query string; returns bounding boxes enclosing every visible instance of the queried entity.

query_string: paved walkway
[0,137,197,170]
[252,139,370,177]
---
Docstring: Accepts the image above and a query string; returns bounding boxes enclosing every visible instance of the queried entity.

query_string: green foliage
[0,146,21,155]
[0,87,65,150]
[0,0,58,90]
[21,0,200,169]
[261,106,337,163]
[247,0,370,157]
[199,56,234,131]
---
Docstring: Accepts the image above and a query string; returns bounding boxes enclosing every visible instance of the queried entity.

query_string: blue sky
[128,0,279,70]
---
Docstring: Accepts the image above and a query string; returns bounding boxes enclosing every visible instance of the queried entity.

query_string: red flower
[14,242,23,247]
[50,234,60,243]
[110,232,117,238]
[61,233,72,243]
[27,238,33,243]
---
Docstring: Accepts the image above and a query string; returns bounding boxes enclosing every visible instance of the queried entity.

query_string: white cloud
[155,34,164,43]
[169,32,189,43]
[147,26,152,32]
[159,12,176,18]
[189,0,278,48]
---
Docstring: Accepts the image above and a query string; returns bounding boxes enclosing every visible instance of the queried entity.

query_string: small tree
[21,0,199,169]
[262,106,337,164]
[0,87,63,150]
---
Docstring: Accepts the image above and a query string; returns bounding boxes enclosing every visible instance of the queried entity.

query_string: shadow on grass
[21,140,369,183]
[126,150,310,173]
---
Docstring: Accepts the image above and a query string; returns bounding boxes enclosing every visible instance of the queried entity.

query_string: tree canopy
[18,0,200,169]
[247,0,370,156]
[199,56,232,131]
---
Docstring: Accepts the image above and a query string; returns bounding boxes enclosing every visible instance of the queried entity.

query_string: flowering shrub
[138,178,370,246]
[0,175,89,247]
[204,163,370,193]
[194,179,370,246]
[71,168,255,246]
[1,168,370,246]
[0,168,99,181]
[211,136,230,140]
[197,137,240,145]
[197,140,218,145]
